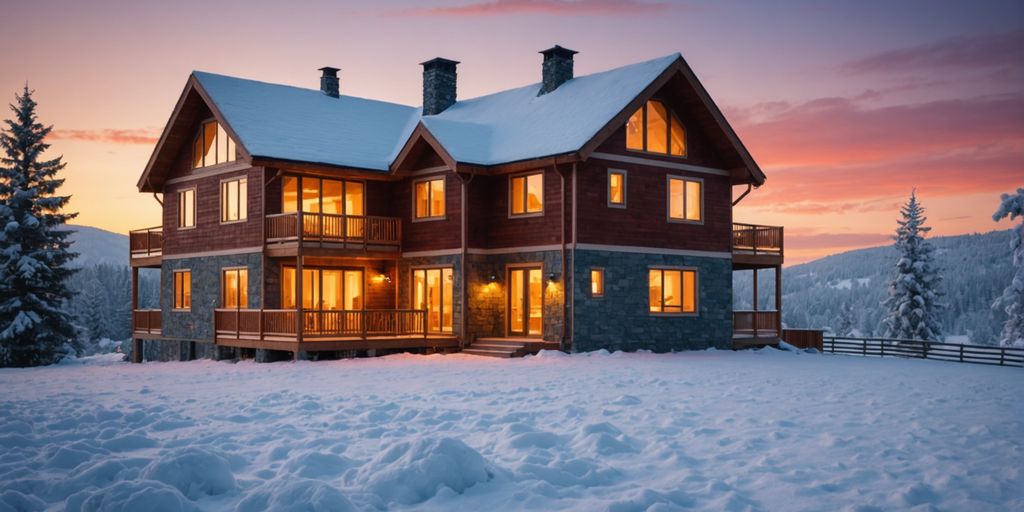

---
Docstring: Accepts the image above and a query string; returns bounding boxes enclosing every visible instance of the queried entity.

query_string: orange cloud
[392,0,670,16]
[49,128,159,145]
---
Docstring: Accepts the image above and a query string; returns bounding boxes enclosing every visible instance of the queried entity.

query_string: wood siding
[467,167,564,249]
[394,171,462,252]
[162,164,264,256]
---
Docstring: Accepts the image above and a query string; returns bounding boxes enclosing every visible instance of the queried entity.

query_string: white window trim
[665,174,705,225]
[607,168,627,209]
[219,176,248,225]
[411,176,447,222]
[648,266,699,317]
[508,171,545,219]
[177,186,197,230]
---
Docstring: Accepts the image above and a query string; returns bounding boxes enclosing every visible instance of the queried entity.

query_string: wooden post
[959,344,964,362]
[774,264,782,337]
[1000,347,1005,366]
[258,309,264,341]
[880,338,885,357]
[752,269,759,338]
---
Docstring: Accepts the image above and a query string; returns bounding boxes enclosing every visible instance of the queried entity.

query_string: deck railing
[132,309,162,334]
[129,227,163,258]
[733,310,780,338]
[824,336,1024,367]
[732,223,783,255]
[265,212,400,247]
[214,309,427,341]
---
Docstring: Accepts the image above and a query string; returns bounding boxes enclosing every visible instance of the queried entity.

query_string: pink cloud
[49,128,159,145]
[843,30,1024,74]
[391,0,670,17]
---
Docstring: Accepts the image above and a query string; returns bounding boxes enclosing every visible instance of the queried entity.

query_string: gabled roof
[422,54,678,166]
[193,72,420,172]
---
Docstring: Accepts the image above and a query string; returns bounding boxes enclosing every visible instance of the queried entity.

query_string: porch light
[548,272,559,282]
[488,274,497,283]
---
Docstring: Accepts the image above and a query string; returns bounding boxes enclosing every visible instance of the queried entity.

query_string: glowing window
[414,178,446,220]
[591,268,604,297]
[608,170,626,207]
[173,270,191,310]
[624,100,686,157]
[177,188,195,228]
[511,172,543,216]
[220,177,247,223]
[222,268,248,308]
[192,120,236,169]
[667,176,702,222]
[649,268,696,314]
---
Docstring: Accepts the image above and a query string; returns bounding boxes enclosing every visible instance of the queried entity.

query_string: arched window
[192,119,237,169]
[625,99,686,157]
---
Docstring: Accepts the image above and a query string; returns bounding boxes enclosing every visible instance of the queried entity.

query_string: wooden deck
[732,310,781,348]
[264,212,401,255]
[129,227,163,268]
[732,223,783,269]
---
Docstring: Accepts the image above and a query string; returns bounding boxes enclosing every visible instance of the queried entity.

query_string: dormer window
[192,120,237,169]
[626,100,686,157]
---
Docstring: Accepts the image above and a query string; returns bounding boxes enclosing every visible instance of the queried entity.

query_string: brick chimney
[421,58,459,116]
[539,45,577,96]
[319,67,340,98]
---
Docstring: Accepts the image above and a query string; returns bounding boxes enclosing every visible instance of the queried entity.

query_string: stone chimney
[539,45,578,95]
[318,67,340,98]
[421,58,459,116]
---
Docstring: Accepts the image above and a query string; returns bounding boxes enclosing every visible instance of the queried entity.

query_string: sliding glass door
[412,267,453,334]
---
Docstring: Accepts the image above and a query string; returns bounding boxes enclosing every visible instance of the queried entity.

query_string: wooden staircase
[463,337,562,358]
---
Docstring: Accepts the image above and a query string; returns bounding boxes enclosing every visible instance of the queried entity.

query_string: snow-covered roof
[193,71,420,172]
[191,54,679,170]
[423,54,679,165]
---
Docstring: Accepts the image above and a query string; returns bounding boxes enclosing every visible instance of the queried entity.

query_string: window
[282,176,363,216]
[413,267,454,333]
[220,178,248,223]
[649,268,696,314]
[510,172,544,216]
[625,99,686,157]
[192,120,237,169]
[591,268,604,297]
[177,188,195,228]
[608,170,626,207]
[222,268,248,308]
[282,267,363,311]
[173,270,192,310]
[414,178,446,220]
[667,176,703,223]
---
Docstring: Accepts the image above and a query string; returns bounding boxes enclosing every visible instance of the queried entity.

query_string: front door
[412,268,453,334]
[508,267,543,337]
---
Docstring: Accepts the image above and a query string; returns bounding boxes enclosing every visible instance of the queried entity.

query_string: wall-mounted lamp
[372,273,392,284]
[548,272,559,282]
[488,274,497,283]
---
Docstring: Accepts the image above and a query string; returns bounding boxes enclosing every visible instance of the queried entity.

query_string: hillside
[67,224,128,267]
[735,230,1015,344]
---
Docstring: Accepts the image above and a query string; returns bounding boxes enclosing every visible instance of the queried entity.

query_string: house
[128,46,784,361]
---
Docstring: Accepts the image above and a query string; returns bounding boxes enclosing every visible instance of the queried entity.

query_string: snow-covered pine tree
[0,86,78,367]
[881,191,943,341]
[836,301,855,337]
[992,187,1024,348]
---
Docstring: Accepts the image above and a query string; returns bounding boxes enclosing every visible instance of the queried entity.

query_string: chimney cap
[318,66,340,77]
[420,57,461,68]
[540,45,578,59]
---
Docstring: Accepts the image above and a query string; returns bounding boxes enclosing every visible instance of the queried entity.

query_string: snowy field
[1,349,1021,512]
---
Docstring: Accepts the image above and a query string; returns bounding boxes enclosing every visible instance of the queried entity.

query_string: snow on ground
[1,349,1021,511]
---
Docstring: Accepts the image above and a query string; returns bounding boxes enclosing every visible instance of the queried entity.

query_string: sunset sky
[1,0,1021,264]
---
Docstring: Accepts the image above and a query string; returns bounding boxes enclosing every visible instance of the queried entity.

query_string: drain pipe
[732,183,753,207]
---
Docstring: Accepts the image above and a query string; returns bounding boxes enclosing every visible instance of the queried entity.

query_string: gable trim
[589,152,730,177]
[390,122,457,174]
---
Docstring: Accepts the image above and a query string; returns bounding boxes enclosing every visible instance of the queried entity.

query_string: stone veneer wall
[465,250,565,343]
[571,249,732,352]
[397,254,463,338]
[159,252,263,345]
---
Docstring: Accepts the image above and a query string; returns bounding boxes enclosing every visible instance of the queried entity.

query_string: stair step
[471,343,525,351]
[474,339,533,347]
[463,348,515,358]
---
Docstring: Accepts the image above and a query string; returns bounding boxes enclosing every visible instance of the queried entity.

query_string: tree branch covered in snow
[881,191,944,341]
[992,187,1024,348]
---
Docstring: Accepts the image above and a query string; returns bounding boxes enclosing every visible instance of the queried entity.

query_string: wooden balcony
[733,310,781,348]
[732,223,783,269]
[213,308,457,353]
[265,212,401,258]
[131,309,162,339]
[129,227,163,267]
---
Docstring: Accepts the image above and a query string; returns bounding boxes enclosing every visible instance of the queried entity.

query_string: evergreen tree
[0,86,78,366]
[836,301,855,337]
[992,187,1024,347]
[881,191,943,341]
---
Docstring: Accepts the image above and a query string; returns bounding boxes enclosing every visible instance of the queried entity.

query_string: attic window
[626,100,686,157]
[192,120,237,169]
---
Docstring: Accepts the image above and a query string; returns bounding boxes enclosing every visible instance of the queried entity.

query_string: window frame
[281,175,366,217]
[173,269,192,311]
[221,267,249,309]
[219,176,248,224]
[192,118,237,170]
[648,266,698,316]
[177,187,196,230]
[280,264,365,311]
[607,169,627,208]
[625,99,688,158]
[666,175,704,225]
[411,176,447,222]
[590,267,605,297]
[410,265,455,334]
[508,171,545,218]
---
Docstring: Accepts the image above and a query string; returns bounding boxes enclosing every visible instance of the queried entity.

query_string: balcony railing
[265,212,400,248]
[732,223,783,255]
[733,310,780,338]
[132,309,161,335]
[213,309,428,341]
[129,227,163,258]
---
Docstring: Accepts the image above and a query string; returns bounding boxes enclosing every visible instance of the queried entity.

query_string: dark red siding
[394,172,462,252]
[162,166,264,256]
[467,167,565,249]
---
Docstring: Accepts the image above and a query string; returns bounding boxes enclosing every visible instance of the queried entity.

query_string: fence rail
[129,227,163,258]
[732,223,783,255]
[265,212,400,247]
[733,310,780,338]
[132,309,161,334]
[824,336,1024,367]
[214,309,427,341]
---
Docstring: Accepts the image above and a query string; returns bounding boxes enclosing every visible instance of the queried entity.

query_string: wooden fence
[824,336,1024,367]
